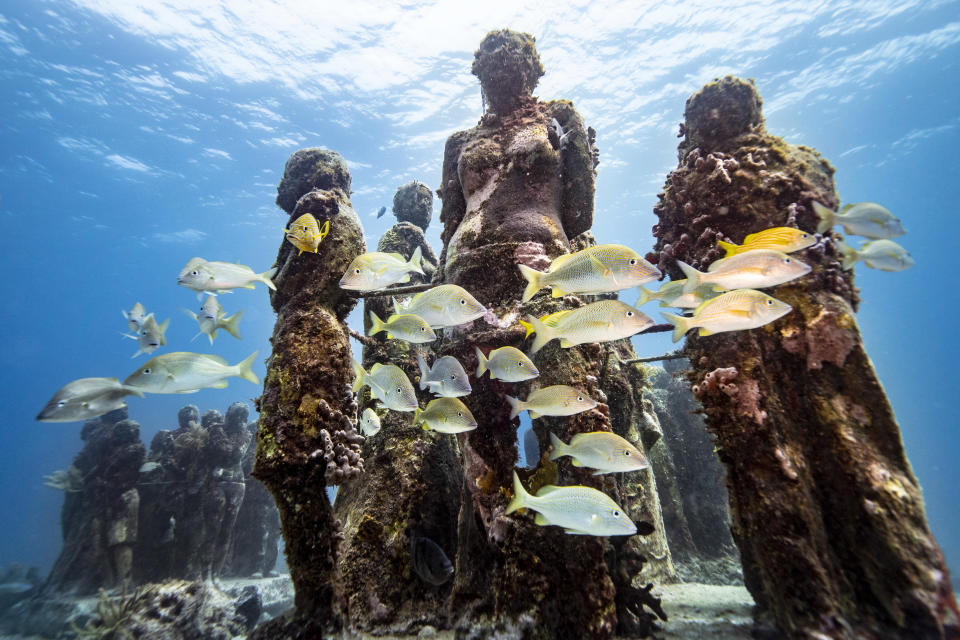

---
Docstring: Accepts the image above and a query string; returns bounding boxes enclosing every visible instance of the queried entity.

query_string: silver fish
[139,461,162,473]
[521,300,654,354]
[359,407,381,437]
[549,431,649,475]
[124,312,170,358]
[505,385,597,420]
[663,288,792,342]
[393,284,486,327]
[475,346,539,382]
[122,302,147,332]
[185,296,243,344]
[368,311,436,343]
[813,201,905,239]
[677,249,811,294]
[339,247,424,291]
[414,397,477,433]
[122,351,260,394]
[417,354,471,398]
[351,359,418,412]
[506,471,637,536]
[836,239,914,272]
[36,377,144,422]
[177,257,276,299]
[518,244,660,302]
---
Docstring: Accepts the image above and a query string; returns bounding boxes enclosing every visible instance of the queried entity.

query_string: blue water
[1,1,957,588]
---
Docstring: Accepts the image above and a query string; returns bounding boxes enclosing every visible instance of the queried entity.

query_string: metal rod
[350,283,435,298]
[620,353,687,364]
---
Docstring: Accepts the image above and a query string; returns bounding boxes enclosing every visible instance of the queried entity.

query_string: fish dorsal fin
[388,252,405,261]
[235,263,251,269]
[742,231,761,244]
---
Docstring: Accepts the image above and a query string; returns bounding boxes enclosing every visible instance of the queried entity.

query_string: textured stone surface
[392,180,434,229]
[650,75,956,639]
[252,148,365,633]
[43,409,145,596]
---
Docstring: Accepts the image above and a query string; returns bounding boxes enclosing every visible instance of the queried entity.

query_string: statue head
[472,29,544,115]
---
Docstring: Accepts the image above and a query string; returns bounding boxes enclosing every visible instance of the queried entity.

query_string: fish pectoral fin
[209,380,229,389]
[570,459,582,467]
[534,513,553,526]
[175,389,201,394]
[559,339,573,348]
[243,284,256,289]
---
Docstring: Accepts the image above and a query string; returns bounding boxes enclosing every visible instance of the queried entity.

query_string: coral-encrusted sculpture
[432,30,666,638]
[251,148,365,634]
[650,76,957,639]
[43,408,144,596]
[332,182,462,632]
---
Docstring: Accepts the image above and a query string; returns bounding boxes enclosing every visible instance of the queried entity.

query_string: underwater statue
[650,76,957,639]
[429,29,670,638]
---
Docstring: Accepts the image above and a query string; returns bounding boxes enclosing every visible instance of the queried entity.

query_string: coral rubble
[650,76,956,639]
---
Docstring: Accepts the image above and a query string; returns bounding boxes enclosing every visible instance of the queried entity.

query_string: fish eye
[143,368,152,374]
[613,510,620,517]
[420,327,425,332]
[396,387,402,393]
[57,400,66,407]
[457,412,462,417]
[801,233,809,238]
[766,299,773,305]
[450,375,456,379]
[784,258,791,263]
[624,451,631,456]
[191,270,198,276]
[629,259,637,265]
[577,396,584,402]
[459,299,466,305]
[626,311,634,317]
[355,269,361,274]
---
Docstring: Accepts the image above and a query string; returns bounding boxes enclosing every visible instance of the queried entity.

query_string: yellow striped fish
[662,289,792,342]
[519,300,653,354]
[283,213,329,255]
[717,227,816,257]
[518,244,660,302]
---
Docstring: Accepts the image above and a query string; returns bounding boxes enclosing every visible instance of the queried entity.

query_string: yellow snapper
[518,244,661,302]
[36,377,145,423]
[125,313,170,358]
[417,354,472,397]
[717,226,816,257]
[505,385,597,420]
[351,359,418,412]
[283,213,329,255]
[185,296,243,344]
[339,247,424,291]
[519,300,654,354]
[475,346,540,382]
[393,284,486,327]
[812,201,906,239]
[506,471,637,536]
[663,289,792,343]
[123,351,259,394]
[836,239,914,272]
[677,249,811,294]
[122,302,147,332]
[359,407,381,437]
[414,397,478,434]
[368,311,436,343]
[177,258,277,299]
[549,432,649,475]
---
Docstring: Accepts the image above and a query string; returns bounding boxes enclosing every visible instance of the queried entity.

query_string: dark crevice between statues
[650,75,958,640]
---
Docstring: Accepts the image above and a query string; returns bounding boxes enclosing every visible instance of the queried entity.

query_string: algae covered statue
[433,30,669,638]
[650,76,958,639]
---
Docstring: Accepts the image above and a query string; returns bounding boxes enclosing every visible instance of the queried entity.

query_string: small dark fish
[411,536,453,586]
[377,206,387,219]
